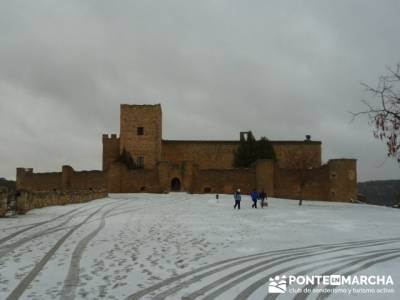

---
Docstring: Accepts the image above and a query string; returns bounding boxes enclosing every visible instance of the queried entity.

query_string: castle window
[137,127,144,135]
[137,156,144,169]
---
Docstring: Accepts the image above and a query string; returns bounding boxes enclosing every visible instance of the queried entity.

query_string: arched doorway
[171,177,181,191]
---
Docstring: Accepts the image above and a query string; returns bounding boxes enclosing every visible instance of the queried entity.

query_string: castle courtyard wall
[274,165,330,200]
[162,141,238,169]
[272,142,322,168]
[0,187,7,216]
[17,167,107,192]
[16,189,108,214]
[16,168,62,191]
[192,168,256,194]
[107,162,160,193]
[161,140,322,170]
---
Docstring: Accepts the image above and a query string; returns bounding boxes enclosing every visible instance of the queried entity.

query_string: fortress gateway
[17,104,357,201]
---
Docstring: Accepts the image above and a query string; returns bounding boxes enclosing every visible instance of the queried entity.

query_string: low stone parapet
[16,189,108,214]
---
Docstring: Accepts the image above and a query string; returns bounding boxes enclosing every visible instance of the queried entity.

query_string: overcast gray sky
[1,0,399,181]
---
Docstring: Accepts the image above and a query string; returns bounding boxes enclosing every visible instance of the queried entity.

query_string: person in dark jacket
[260,190,267,208]
[234,189,241,209]
[250,189,258,208]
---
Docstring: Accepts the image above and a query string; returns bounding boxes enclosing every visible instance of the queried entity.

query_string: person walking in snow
[234,189,241,210]
[251,189,258,208]
[260,190,267,208]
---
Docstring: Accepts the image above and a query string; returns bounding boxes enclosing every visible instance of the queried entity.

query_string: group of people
[233,188,268,210]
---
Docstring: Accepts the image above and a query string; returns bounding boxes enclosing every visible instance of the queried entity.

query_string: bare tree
[352,64,400,164]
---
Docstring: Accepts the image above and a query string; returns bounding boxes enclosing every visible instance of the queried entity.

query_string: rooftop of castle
[121,104,161,108]
[162,139,321,145]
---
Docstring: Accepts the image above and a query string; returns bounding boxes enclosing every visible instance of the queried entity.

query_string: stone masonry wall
[162,141,238,169]
[0,187,7,217]
[192,168,256,194]
[327,159,357,201]
[274,165,330,200]
[107,162,160,193]
[273,142,322,169]
[274,159,357,202]
[162,141,322,170]
[17,166,107,192]
[16,168,62,191]
[119,104,162,169]
[16,189,108,214]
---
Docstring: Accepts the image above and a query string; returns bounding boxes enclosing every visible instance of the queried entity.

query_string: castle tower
[119,104,162,169]
[102,134,120,171]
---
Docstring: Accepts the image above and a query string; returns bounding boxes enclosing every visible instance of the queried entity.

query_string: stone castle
[17,104,357,201]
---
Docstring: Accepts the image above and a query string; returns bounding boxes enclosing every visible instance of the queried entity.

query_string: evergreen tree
[233,133,276,167]
[257,137,277,161]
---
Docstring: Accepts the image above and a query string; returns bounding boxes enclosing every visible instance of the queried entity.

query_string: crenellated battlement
[102,134,119,142]
[121,104,161,110]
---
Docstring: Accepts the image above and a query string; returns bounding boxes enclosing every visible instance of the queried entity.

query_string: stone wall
[192,168,256,194]
[0,187,7,217]
[16,189,108,214]
[274,165,330,200]
[274,159,357,202]
[162,141,238,169]
[17,166,107,192]
[107,162,160,193]
[16,168,62,191]
[273,142,322,168]
[327,159,357,201]
[16,158,356,202]
[63,166,107,190]
[161,140,322,170]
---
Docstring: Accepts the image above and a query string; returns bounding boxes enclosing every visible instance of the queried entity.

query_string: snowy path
[0,194,399,299]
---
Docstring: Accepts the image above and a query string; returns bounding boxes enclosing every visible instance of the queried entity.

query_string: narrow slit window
[137,127,144,135]
[137,156,144,169]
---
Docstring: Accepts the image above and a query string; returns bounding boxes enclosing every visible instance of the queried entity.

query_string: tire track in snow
[5,201,115,300]
[263,247,400,300]
[207,248,400,300]
[162,240,400,300]
[126,239,399,300]
[124,237,400,300]
[315,253,400,300]
[59,199,179,299]
[59,201,130,300]
[293,249,400,300]
[0,206,98,258]
[0,204,91,245]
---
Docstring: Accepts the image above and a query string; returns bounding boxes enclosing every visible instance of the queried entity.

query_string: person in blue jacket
[251,189,258,208]
[233,189,241,210]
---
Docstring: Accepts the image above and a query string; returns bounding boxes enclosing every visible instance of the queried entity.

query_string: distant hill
[0,178,16,193]
[358,180,400,206]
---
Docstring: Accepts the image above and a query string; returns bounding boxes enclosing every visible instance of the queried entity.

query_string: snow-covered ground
[0,193,399,300]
